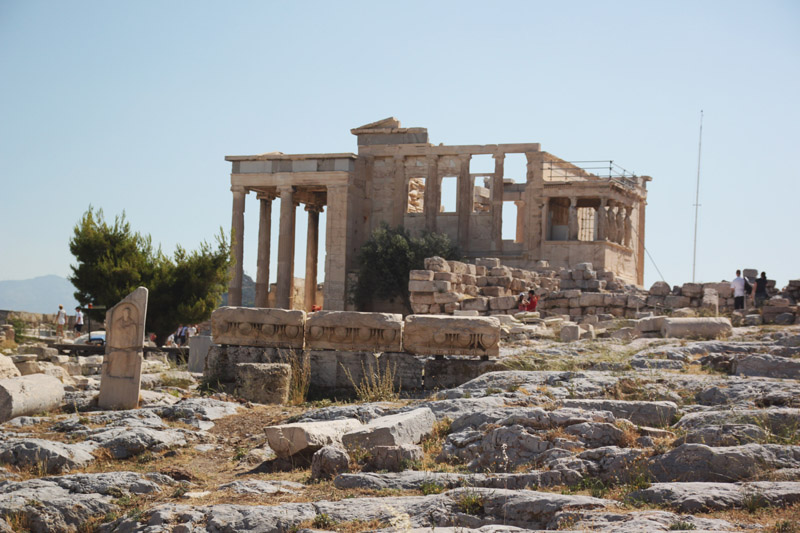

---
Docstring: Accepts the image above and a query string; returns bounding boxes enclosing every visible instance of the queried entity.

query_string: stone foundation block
[212,307,305,348]
[305,311,402,352]
[403,315,500,357]
[424,357,503,389]
[408,280,451,293]
[309,351,422,392]
[205,345,285,383]
[489,296,517,310]
[235,363,291,405]
[409,270,434,281]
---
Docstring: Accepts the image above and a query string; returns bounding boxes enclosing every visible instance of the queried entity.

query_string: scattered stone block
[368,444,423,472]
[311,445,350,480]
[235,363,291,404]
[661,317,732,339]
[342,408,435,449]
[0,374,65,423]
[636,316,665,333]
[265,419,363,458]
[424,256,450,272]
[188,335,213,373]
[560,324,580,342]
[409,270,434,281]
[0,355,21,380]
[733,354,800,380]
[211,307,305,348]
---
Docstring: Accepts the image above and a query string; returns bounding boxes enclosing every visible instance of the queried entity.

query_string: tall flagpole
[691,110,704,283]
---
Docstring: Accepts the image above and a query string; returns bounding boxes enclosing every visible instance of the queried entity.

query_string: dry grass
[341,357,399,403]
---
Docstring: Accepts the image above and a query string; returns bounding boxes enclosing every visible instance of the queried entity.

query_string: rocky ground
[1,325,799,532]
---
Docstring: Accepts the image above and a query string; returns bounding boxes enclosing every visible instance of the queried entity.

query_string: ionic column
[568,197,579,241]
[596,198,607,241]
[304,205,322,311]
[491,153,505,251]
[227,186,247,306]
[616,205,626,245]
[424,155,439,231]
[606,202,618,243]
[276,186,296,309]
[254,197,273,307]
[624,205,633,248]
[457,154,472,245]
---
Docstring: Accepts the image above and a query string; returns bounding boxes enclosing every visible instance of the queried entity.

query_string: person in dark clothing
[754,272,769,308]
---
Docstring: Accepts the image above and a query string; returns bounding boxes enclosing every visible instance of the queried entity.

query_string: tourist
[187,324,197,339]
[517,292,528,311]
[55,304,67,336]
[525,290,539,312]
[754,272,769,308]
[174,325,184,346]
[74,306,84,333]
[731,270,747,310]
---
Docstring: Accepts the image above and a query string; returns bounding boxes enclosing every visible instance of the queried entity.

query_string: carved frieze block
[403,315,500,357]
[305,311,403,352]
[212,307,306,348]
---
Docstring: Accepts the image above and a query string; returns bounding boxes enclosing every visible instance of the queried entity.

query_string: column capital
[457,153,472,162]
[492,152,506,161]
[231,185,247,194]
[278,185,295,195]
[305,204,324,214]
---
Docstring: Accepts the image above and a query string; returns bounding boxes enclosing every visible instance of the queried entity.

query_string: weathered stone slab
[635,315,665,333]
[0,355,21,380]
[561,399,677,427]
[423,357,504,390]
[188,335,213,373]
[403,315,500,357]
[212,306,305,348]
[630,481,800,513]
[341,407,435,449]
[305,311,402,352]
[235,363,290,404]
[98,287,148,410]
[0,374,64,423]
[265,419,363,457]
[733,354,800,380]
[0,438,96,474]
[560,324,580,342]
[661,317,732,339]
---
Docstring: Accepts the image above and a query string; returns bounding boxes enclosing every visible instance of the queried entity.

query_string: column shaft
[323,185,348,310]
[254,198,272,307]
[425,155,438,231]
[276,186,296,309]
[568,197,579,241]
[227,187,246,306]
[304,206,321,311]
[457,154,472,247]
[491,154,505,251]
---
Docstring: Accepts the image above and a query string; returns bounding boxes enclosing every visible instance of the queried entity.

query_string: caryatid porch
[224,153,357,311]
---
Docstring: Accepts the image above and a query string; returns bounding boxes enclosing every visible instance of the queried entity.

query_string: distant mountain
[220,273,255,307]
[0,275,80,314]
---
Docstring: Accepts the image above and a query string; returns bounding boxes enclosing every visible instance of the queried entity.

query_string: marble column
[606,203,617,243]
[323,184,348,311]
[457,154,472,245]
[568,197,579,241]
[596,198,607,242]
[227,186,247,306]
[393,155,405,226]
[304,205,322,311]
[514,200,525,243]
[254,197,272,308]
[276,186,296,309]
[491,153,505,251]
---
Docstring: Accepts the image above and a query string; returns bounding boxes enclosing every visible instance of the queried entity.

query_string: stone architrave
[98,287,148,410]
[305,311,403,352]
[211,306,306,349]
[403,315,500,357]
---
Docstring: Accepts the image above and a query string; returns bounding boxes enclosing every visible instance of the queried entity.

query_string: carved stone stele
[305,311,403,352]
[211,306,306,348]
[98,287,148,410]
[403,315,501,357]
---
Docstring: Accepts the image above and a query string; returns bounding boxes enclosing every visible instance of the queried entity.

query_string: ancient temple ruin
[226,118,651,311]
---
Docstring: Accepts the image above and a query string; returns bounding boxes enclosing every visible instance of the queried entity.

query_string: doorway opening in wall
[440,176,457,213]
[502,201,520,242]
[578,207,596,241]
[470,154,494,213]
[407,177,425,213]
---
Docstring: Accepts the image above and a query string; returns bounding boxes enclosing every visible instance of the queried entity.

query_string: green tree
[353,223,460,313]
[69,207,231,344]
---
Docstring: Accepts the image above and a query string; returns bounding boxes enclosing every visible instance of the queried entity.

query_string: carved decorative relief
[305,311,403,352]
[403,315,500,357]
[212,307,306,348]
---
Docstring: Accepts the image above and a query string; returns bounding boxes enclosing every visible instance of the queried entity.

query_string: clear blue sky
[1,0,798,294]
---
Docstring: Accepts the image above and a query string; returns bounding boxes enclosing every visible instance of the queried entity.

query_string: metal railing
[543,160,639,189]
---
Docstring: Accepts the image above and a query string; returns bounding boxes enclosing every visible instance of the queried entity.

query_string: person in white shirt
[55,304,67,336]
[74,307,84,333]
[730,269,749,310]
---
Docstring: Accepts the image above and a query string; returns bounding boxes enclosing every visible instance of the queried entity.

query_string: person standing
[74,307,84,334]
[55,304,67,336]
[731,270,747,310]
[754,272,769,308]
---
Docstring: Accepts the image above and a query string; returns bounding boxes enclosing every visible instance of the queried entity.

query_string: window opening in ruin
[502,201,519,241]
[473,176,491,213]
[469,154,494,174]
[578,207,596,241]
[407,177,425,214]
[547,198,569,241]
[440,176,457,213]
[503,153,528,183]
